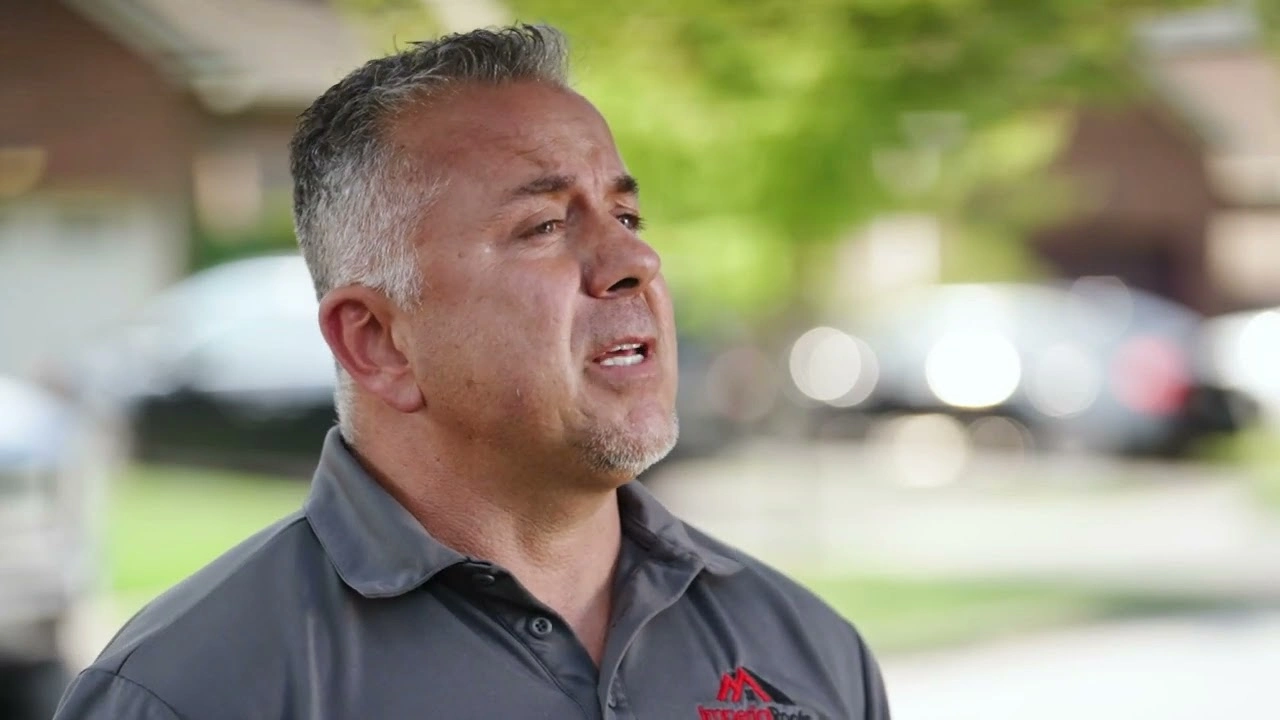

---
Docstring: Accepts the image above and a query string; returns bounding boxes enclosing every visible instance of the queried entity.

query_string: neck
[351,416,624,662]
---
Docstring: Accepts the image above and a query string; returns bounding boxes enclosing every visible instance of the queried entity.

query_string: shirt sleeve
[53,668,183,720]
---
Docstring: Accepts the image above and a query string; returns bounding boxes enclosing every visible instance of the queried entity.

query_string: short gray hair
[289,24,571,440]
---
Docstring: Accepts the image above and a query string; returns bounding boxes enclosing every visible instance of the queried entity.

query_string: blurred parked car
[1202,305,1280,428]
[0,375,104,718]
[65,254,334,477]
[790,279,1256,457]
[68,254,741,477]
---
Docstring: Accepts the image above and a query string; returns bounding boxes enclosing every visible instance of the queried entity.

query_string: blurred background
[3,0,1280,717]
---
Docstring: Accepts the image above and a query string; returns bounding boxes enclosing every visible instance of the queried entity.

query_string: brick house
[1033,5,1280,316]
[0,0,365,376]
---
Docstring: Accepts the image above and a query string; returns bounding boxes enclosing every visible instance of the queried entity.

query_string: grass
[1194,427,1280,512]
[107,464,309,592]
[105,463,1224,655]
[806,575,1218,655]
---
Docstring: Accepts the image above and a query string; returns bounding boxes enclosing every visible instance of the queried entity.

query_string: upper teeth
[609,343,642,352]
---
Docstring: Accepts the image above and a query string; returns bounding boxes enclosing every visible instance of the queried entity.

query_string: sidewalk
[648,439,1280,601]
[881,609,1280,720]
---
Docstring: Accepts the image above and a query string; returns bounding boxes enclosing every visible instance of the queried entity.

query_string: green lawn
[106,464,1221,655]
[107,464,309,592]
[1194,428,1280,512]
[807,575,1215,654]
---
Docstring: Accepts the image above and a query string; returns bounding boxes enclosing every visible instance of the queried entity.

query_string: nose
[581,215,661,299]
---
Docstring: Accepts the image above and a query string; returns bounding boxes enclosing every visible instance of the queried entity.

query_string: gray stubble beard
[576,412,680,479]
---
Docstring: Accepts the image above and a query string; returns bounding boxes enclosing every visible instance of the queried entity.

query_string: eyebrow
[506,173,639,201]
[613,174,639,196]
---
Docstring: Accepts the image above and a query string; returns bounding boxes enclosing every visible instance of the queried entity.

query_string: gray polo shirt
[55,429,890,719]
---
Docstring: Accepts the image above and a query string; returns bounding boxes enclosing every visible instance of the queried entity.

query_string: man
[56,24,890,719]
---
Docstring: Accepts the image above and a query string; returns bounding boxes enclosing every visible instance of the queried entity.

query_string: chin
[574,411,679,483]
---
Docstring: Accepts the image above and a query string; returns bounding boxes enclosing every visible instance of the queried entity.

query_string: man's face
[389,81,678,483]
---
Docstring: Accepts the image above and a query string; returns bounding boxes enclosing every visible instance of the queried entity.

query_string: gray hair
[289,24,571,441]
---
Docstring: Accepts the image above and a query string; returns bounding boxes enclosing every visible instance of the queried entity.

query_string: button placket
[602,678,635,720]
[457,565,600,717]
[510,612,599,718]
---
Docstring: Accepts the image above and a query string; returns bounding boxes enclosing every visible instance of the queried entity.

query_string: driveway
[882,609,1280,720]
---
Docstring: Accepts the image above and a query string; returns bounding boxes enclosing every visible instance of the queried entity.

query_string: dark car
[791,279,1255,457]
[73,254,739,476]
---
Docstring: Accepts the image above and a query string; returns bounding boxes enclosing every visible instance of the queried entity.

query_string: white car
[1203,305,1280,428]
[0,375,108,717]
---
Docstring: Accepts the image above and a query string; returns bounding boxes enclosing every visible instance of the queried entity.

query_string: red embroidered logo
[717,667,773,704]
[696,667,815,720]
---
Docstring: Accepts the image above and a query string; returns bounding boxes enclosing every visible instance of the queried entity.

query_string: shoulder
[680,522,892,718]
[54,668,183,720]
[69,512,327,714]
[684,521,879,659]
[691,524,853,617]
[97,511,319,666]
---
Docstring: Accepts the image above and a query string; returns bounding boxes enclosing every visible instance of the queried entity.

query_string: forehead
[389,82,626,184]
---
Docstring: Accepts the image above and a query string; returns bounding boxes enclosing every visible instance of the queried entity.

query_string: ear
[318,285,425,414]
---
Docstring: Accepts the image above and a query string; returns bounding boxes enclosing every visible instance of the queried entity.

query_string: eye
[526,219,564,237]
[618,213,645,232]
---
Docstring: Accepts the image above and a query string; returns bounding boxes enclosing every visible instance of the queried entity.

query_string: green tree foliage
[337,0,443,50]
[343,0,1212,329]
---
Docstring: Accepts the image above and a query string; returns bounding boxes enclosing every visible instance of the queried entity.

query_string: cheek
[421,267,577,388]
[484,281,572,354]
[648,280,678,344]
[485,262,578,345]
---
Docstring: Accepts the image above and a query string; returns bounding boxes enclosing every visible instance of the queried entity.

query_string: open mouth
[594,341,650,367]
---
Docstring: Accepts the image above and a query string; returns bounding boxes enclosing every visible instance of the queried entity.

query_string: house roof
[63,0,370,114]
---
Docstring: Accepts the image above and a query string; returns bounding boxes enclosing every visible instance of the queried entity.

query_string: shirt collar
[304,428,467,598]
[615,479,744,576]
[304,428,742,598]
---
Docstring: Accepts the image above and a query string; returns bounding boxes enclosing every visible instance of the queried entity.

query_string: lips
[592,338,652,367]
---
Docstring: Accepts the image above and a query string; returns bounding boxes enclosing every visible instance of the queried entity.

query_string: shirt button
[528,616,554,637]
[471,573,496,587]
